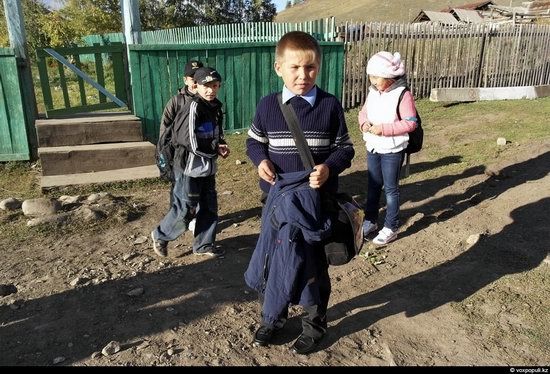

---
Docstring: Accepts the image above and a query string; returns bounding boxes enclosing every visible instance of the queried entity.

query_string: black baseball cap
[184,60,204,77]
[194,67,222,85]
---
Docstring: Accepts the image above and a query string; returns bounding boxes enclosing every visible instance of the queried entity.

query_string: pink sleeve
[358,100,368,128]
[381,90,418,136]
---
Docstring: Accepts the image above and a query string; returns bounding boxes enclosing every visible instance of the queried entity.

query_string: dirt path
[0,138,548,366]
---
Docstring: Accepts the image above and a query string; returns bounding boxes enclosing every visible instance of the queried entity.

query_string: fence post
[3,0,38,159]
[120,0,141,111]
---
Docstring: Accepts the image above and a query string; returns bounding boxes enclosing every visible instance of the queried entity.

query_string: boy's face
[184,76,197,93]
[196,81,221,101]
[274,48,319,96]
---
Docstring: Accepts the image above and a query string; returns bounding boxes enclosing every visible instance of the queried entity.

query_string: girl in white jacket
[358,51,418,245]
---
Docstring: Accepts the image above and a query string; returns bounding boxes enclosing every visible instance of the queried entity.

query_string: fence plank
[342,22,550,106]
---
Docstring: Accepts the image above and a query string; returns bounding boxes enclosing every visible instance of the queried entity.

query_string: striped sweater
[246,87,355,193]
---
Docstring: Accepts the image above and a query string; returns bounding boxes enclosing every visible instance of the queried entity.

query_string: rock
[101,341,121,356]
[87,193,101,203]
[53,356,65,364]
[72,206,105,222]
[136,341,150,351]
[0,197,22,211]
[27,214,69,227]
[69,277,89,287]
[133,236,148,245]
[58,195,82,206]
[167,348,175,356]
[88,192,113,203]
[122,253,137,261]
[21,198,61,217]
[91,351,102,359]
[221,190,233,196]
[497,137,507,146]
[0,284,17,297]
[127,287,144,297]
[466,234,481,245]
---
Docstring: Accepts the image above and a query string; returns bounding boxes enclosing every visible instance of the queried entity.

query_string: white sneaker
[373,227,397,245]
[188,218,196,234]
[362,221,378,237]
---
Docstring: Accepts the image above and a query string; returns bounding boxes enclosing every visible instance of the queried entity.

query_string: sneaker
[151,231,168,257]
[373,227,397,245]
[188,218,196,234]
[362,220,378,237]
[193,245,225,258]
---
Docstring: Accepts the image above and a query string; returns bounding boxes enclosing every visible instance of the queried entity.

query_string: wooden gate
[0,48,30,161]
[35,43,129,118]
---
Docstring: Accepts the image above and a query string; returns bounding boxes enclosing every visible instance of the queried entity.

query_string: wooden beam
[3,0,38,159]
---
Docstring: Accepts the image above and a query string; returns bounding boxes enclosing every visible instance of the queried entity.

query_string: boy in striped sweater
[246,31,355,355]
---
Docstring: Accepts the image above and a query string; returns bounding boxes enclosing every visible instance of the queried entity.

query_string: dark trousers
[154,171,218,252]
[260,250,330,339]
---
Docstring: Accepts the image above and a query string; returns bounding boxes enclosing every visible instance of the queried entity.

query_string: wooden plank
[38,141,156,176]
[94,45,107,103]
[0,63,12,155]
[57,60,71,108]
[74,54,87,106]
[111,50,127,103]
[36,115,142,147]
[41,165,160,189]
[0,52,30,159]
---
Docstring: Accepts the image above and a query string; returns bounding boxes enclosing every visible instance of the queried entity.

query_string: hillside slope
[275,0,524,23]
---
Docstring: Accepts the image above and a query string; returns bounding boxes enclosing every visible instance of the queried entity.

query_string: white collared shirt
[282,85,317,107]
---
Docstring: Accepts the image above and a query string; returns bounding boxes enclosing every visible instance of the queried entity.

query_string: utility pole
[120,0,141,112]
[3,0,38,158]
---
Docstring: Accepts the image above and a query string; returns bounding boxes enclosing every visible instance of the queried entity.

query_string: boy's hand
[258,159,276,185]
[218,144,230,158]
[368,125,382,136]
[309,164,330,189]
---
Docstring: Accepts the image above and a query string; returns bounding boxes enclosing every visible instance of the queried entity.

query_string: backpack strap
[396,87,409,120]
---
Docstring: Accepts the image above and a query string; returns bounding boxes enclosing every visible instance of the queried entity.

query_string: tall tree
[0,0,50,50]
[165,0,276,27]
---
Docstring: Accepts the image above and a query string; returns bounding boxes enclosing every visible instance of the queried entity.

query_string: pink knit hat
[366,51,406,78]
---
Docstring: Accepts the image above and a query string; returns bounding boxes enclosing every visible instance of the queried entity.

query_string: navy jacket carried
[244,169,332,326]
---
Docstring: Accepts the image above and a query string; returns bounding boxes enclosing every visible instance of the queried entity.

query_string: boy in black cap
[152,67,230,258]
[157,59,203,218]
[159,60,204,143]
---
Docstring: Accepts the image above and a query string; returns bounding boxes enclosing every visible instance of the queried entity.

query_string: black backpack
[397,87,423,154]
[155,94,185,182]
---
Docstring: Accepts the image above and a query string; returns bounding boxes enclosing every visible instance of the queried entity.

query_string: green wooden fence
[129,41,344,143]
[83,18,337,47]
[0,48,30,161]
[35,43,129,117]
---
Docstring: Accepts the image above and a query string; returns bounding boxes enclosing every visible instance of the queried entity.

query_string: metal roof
[452,8,485,22]
[440,1,494,12]
[416,11,461,24]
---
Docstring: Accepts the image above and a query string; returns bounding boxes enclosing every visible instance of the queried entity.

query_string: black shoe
[253,325,276,346]
[291,334,322,355]
[193,245,226,258]
[151,231,168,257]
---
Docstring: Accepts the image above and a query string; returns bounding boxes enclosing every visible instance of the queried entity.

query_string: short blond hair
[275,31,321,64]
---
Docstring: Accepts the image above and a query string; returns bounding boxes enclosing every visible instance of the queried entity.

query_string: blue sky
[273,0,287,12]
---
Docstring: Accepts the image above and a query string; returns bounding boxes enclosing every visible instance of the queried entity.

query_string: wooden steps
[36,112,159,189]
[40,165,159,189]
[35,114,143,147]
